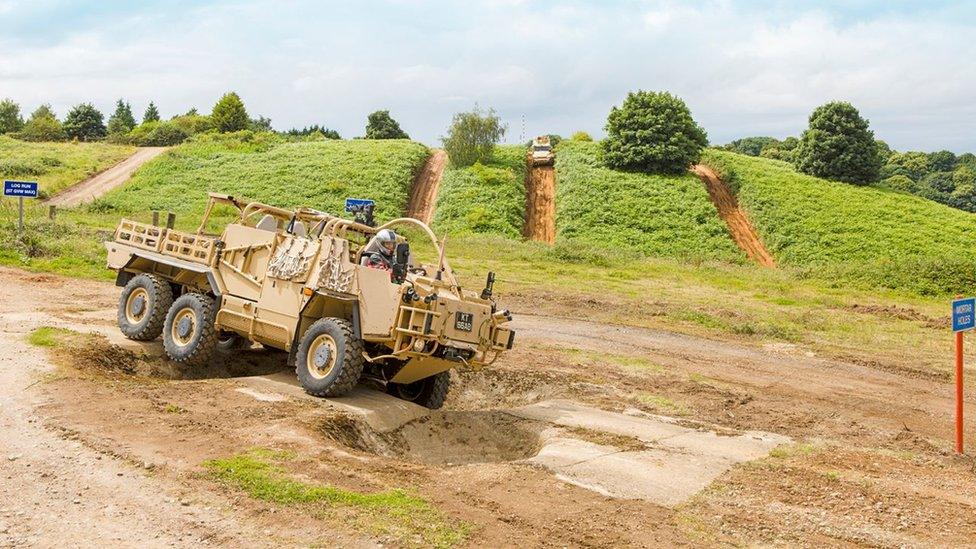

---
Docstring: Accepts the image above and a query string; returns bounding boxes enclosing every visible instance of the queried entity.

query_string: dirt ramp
[406,149,448,224]
[523,160,556,244]
[47,147,168,207]
[692,165,776,267]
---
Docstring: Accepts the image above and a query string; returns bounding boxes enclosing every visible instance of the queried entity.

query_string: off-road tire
[295,318,364,397]
[216,332,246,354]
[162,293,218,367]
[388,371,451,409]
[117,273,174,341]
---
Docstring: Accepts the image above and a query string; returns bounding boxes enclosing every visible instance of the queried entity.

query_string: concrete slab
[514,400,789,507]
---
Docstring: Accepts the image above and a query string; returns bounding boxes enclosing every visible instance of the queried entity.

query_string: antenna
[520,113,525,144]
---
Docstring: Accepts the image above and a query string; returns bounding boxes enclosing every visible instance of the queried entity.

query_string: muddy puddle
[320,410,546,466]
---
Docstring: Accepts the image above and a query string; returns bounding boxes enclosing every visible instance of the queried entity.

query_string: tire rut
[523,159,556,244]
[692,164,775,267]
[406,149,448,225]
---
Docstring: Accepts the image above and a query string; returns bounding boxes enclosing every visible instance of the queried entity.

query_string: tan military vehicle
[105,193,515,408]
[530,135,555,166]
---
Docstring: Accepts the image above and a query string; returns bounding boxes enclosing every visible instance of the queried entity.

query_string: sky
[1,0,974,151]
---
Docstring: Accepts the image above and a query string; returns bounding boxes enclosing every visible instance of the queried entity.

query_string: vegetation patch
[205,449,467,547]
[555,140,743,261]
[703,149,976,294]
[0,135,135,196]
[433,145,526,238]
[26,326,82,347]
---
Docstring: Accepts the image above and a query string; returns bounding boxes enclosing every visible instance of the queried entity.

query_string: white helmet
[376,229,397,254]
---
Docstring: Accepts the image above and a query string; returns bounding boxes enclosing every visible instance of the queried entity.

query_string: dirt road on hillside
[2,267,975,546]
[692,165,776,267]
[406,149,448,224]
[47,147,168,208]
[523,160,556,244]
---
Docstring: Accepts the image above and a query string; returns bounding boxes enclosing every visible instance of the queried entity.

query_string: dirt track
[692,165,776,267]
[2,267,975,546]
[523,160,556,244]
[405,149,448,224]
[47,147,168,207]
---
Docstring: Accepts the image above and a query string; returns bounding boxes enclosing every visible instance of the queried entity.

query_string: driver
[361,229,397,270]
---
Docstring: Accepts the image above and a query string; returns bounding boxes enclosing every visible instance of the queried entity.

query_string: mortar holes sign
[952,297,975,332]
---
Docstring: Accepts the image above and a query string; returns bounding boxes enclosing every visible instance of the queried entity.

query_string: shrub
[143,101,160,123]
[16,105,65,142]
[722,136,779,157]
[794,101,881,184]
[169,114,213,135]
[878,175,918,193]
[249,116,273,132]
[107,99,136,135]
[211,92,249,133]
[441,106,506,168]
[364,110,409,139]
[759,137,799,162]
[0,98,24,134]
[63,103,106,142]
[433,145,525,238]
[570,131,593,142]
[602,90,708,174]
[284,125,341,139]
[921,171,955,193]
[141,122,189,146]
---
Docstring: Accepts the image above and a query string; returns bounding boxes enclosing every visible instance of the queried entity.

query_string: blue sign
[344,198,374,212]
[952,297,976,332]
[3,180,39,198]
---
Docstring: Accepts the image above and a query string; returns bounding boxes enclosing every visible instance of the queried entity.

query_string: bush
[0,98,24,134]
[211,92,249,133]
[441,106,506,168]
[168,114,213,135]
[141,122,189,146]
[722,136,779,157]
[284,125,340,139]
[63,103,106,142]
[602,91,708,174]
[570,131,593,142]
[364,110,409,139]
[16,105,66,142]
[433,145,526,238]
[794,101,881,184]
[878,175,918,193]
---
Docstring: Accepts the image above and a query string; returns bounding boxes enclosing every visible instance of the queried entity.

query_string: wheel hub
[177,316,193,339]
[130,295,145,317]
[313,346,332,369]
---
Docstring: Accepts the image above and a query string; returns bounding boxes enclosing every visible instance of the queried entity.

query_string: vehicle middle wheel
[295,317,364,397]
[387,370,451,409]
[117,273,174,341]
[162,293,218,367]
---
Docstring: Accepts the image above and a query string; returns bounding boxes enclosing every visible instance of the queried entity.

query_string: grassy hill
[555,141,742,262]
[0,136,135,197]
[432,145,527,239]
[100,132,429,223]
[703,149,976,294]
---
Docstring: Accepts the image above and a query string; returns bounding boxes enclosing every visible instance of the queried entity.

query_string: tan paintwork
[106,193,515,385]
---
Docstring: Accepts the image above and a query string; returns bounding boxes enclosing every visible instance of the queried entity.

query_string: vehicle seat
[256,214,277,232]
[292,221,307,237]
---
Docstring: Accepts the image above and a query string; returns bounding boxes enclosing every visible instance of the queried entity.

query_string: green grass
[205,449,467,547]
[555,141,743,261]
[0,136,135,197]
[99,132,430,224]
[634,392,688,415]
[26,326,78,347]
[433,145,527,238]
[703,149,976,295]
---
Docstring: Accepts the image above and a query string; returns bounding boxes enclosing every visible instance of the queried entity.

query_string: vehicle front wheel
[162,293,218,367]
[295,318,364,397]
[387,371,450,409]
[117,273,174,341]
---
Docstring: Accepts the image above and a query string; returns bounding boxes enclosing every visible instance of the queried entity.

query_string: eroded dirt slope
[405,149,448,224]
[692,164,775,267]
[523,160,556,244]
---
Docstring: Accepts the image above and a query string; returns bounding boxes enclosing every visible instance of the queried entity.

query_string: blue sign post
[3,180,39,233]
[951,296,976,454]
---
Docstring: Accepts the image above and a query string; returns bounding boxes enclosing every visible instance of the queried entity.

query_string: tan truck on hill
[105,193,515,408]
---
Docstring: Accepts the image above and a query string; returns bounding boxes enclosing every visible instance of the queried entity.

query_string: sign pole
[957,330,965,454]
[18,196,24,233]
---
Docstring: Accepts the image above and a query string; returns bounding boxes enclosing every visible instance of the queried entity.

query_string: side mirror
[392,242,410,284]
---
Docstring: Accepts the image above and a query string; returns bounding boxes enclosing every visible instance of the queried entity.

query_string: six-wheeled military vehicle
[105,193,515,408]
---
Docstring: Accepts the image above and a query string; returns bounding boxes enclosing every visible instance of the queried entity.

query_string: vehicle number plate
[455,312,474,332]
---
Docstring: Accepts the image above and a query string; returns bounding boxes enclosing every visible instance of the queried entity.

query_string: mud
[523,159,556,244]
[405,149,448,225]
[693,164,776,267]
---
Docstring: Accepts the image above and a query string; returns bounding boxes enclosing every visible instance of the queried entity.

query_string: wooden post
[152,211,159,226]
[166,212,176,229]
[48,205,56,220]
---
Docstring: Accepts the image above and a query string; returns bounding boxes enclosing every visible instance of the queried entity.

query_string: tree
[601,90,708,174]
[143,101,160,123]
[17,104,65,142]
[760,136,800,162]
[211,92,249,133]
[248,115,273,132]
[0,98,24,134]
[793,101,881,184]
[285,125,340,139]
[570,131,593,142]
[928,150,956,172]
[107,99,136,135]
[723,136,779,157]
[63,103,106,141]
[441,106,506,167]
[364,110,409,139]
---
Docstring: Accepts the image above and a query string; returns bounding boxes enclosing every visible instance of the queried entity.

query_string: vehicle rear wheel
[162,293,218,367]
[387,371,450,409]
[216,332,247,353]
[296,318,364,397]
[117,274,174,341]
